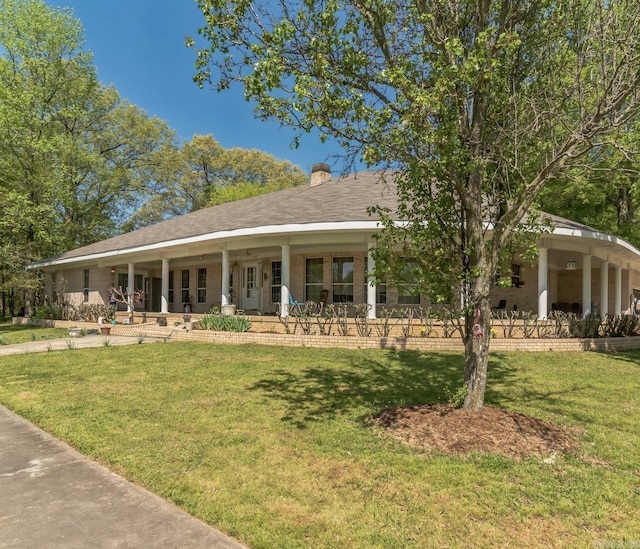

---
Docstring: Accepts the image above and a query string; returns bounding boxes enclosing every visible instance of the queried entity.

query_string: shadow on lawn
[250,350,518,429]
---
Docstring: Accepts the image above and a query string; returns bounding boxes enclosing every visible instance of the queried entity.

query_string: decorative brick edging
[131,326,640,352]
[26,318,640,352]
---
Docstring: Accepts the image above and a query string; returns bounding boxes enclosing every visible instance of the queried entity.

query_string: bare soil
[375,404,578,460]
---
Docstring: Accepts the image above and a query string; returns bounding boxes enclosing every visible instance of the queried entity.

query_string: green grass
[0,323,69,344]
[0,343,638,548]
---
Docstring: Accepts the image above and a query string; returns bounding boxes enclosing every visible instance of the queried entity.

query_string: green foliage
[199,313,252,332]
[568,314,602,339]
[34,304,65,320]
[540,121,640,248]
[1,345,640,545]
[600,314,640,338]
[190,0,640,409]
[444,385,468,409]
[75,304,116,322]
[0,0,175,298]
[125,134,307,228]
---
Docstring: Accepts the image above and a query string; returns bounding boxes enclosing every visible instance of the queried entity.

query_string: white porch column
[161,259,169,314]
[281,245,291,317]
[537,247,548,320]
[582,254,592,317]
[367,245,377,319]
[221,250,230,307]
[614,265,622,316]
[127,262,135,313]
[600,261,609,317]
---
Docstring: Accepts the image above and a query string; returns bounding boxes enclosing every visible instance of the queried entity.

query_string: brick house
[30,164,640,319]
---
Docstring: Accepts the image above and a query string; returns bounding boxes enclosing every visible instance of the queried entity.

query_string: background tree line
[0,0,306,316]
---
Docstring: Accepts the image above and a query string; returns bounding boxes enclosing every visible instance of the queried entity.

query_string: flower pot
[222,304,236,316]
[184,321,194,331]
[69,328,82,338]
[100,326,112,336]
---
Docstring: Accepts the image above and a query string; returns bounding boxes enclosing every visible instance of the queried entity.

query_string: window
[271,261,282,304]
[117,273,127,290]
[305,258,323,302]
[332,257,354,303]
[511,263,521,287]
[244,266,257,297]
[83,270,89,302]
[181,269,190,304]
[398,262,421,305]
[168,271,174,303]
[197,268,207,303]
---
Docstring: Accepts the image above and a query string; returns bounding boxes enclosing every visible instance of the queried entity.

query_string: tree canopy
[0,0,306,316]
[125,134,306,229]
[190,0,640,409]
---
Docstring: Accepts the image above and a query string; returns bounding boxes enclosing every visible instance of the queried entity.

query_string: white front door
[242,264,259,310]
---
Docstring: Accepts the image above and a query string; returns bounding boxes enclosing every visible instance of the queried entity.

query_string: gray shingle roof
[44,171,399,262]
[35,168,610,266]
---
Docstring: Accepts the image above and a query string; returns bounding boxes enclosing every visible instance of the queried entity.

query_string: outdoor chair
[288,293,306,315]
[492,299,506,311]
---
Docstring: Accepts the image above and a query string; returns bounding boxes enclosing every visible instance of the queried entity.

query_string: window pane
[332,257,353,302]
[181,269,190,304]
[398,261,420,305]
[306,258,323,283]
[305,258,323,301]
[197,268,206,303]
[271,261,282,304]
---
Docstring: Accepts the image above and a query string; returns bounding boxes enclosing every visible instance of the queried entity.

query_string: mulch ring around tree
[374,404,578,460]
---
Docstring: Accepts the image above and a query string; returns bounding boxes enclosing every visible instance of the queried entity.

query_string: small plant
[0,335,7,345]
[102,338,112,347]
[65,339,76,350]
[199,312,252,332]
[29,332,38,341]
[137,334,145,344]
[444,385,468,409]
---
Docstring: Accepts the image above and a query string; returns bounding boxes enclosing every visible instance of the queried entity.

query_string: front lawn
[0,343,638,547]
[0,322,69,345]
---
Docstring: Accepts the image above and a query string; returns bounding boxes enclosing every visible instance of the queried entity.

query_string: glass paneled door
[242,264,259,310]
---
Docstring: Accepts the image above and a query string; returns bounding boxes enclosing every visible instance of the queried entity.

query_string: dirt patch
[375,404,578,460]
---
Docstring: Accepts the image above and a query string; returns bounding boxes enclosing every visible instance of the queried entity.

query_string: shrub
[35,304,65,320]
[569,313,602,338]
[75,304,116,322]
[199,313,252,332]
[601,314,640,337]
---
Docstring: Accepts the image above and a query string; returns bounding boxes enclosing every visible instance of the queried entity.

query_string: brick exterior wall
[51,250,636,318]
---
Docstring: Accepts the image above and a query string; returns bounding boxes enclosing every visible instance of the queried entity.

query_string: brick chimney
[310,163,331,186]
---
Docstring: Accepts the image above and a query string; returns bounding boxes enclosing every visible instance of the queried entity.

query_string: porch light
[566,260,576,270]
[111,267,115,274]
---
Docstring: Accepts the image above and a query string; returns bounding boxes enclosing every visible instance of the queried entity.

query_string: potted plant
[69,326,82,338]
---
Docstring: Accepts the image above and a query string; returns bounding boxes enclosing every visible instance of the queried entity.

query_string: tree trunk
[462,297,491,411]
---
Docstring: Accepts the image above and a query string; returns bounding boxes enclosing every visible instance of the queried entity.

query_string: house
[30,164,640,320]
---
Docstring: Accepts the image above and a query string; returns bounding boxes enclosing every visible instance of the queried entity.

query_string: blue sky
[45,0,344,175]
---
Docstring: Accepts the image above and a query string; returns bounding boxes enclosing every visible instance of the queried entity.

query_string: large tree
[0,0,176,314]
[190,0,640,410]
[126,134,307,229]
[540,122,640,247]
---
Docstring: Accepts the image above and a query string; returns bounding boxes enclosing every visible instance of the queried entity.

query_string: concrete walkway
[0,334,159,356]
[0,404,246,548]
[0,334,245,547]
